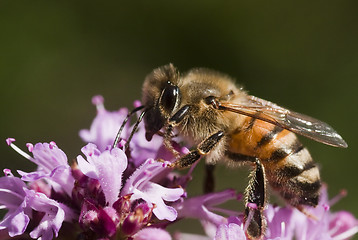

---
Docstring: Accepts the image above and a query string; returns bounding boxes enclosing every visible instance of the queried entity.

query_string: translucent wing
[219,95,347,148]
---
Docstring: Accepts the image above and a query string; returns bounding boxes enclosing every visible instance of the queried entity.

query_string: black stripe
[256,126,284,148]
[298,194,319,206]
[291,140,304,155]
[281,192,295,201]
[245,117,256,131]
[299,180,321,193]
[279,160,316,178]
[268,149,290,162]
[302,159,316,171]
[279,180,321,206]
[226,151,256,163]
[281,191,319,207]
[267,140,304,162]
[297,180,321,206]
[289,179,321,195]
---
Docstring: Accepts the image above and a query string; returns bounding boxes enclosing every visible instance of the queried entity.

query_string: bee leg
[245,158,266,239]
[169,105,191,124]
[163,105,192,158]
[204,163,216,193]
[171,131,225,169]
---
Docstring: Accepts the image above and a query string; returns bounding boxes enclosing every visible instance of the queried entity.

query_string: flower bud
[113,194,132,221]
[121,203,154,236]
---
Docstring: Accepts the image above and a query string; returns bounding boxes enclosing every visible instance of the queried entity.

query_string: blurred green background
[1,0,358,238]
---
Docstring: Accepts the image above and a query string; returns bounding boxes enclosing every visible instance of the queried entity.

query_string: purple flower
[263,185,358,240]
[290,185,358,240]
[79,95,130,152]
[73,144,184,238]
[17,142,75,196]
[121,202,153,236]
[329,211,358,240]
[79,200,120,238]
[214,217,246,240]
[174,216,247,240]
[0,172,74,240]
[128,122,164,167]
[122,159,184,221]
[175,189,239,226]
[79,95,164,167]
[265,204,295,240]
[0,174,29,237]
[77,143,127,206]
[24,189,71,240]
[2,95,357,240]
[133,227,172,240]
[175,186,358,240]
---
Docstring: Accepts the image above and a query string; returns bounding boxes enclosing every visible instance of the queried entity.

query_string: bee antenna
[112,105,145,149]
[124,109,147,151]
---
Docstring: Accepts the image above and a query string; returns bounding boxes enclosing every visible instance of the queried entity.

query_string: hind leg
[244,158,267,239]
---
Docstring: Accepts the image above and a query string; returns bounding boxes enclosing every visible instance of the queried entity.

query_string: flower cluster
[1,95,357,240]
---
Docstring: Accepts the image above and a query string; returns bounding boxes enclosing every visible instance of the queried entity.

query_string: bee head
[142,64,181,141]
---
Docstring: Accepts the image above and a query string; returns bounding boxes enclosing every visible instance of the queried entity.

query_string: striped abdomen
[229,116,321,207]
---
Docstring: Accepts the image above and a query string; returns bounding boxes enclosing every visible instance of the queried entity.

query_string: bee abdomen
[252,123,321,207]
[232,118,322,207]
[277,175,321,207]
[267,141,321,207]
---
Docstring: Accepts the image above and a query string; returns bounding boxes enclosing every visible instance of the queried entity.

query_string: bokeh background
[1,1,358,238]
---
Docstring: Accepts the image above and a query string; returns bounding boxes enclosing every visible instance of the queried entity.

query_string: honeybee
[113,64,347,239]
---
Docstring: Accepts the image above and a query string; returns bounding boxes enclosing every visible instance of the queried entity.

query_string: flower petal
[133,228,172,240]
[175,190,236,226]
[79,105,129,151]
[0,206,29,237]
[25,189,67,240]
[214,222,246,240]
[31,142,69,171]
[95,148,127,206]
[77,144,127,206]
[0,176,27,209]
[77,155,98,179]
[123,160,183,221]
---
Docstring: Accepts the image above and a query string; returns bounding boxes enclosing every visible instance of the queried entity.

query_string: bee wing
[219,96,348,148]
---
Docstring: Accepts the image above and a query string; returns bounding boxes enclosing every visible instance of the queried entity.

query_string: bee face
[119,63,347,239]
[142,64,238,143]
[142,64,181,141]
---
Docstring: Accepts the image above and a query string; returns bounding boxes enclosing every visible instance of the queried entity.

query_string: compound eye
[159,84,180,114]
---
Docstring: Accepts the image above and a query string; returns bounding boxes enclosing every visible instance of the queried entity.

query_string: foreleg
[170,131,224,169]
